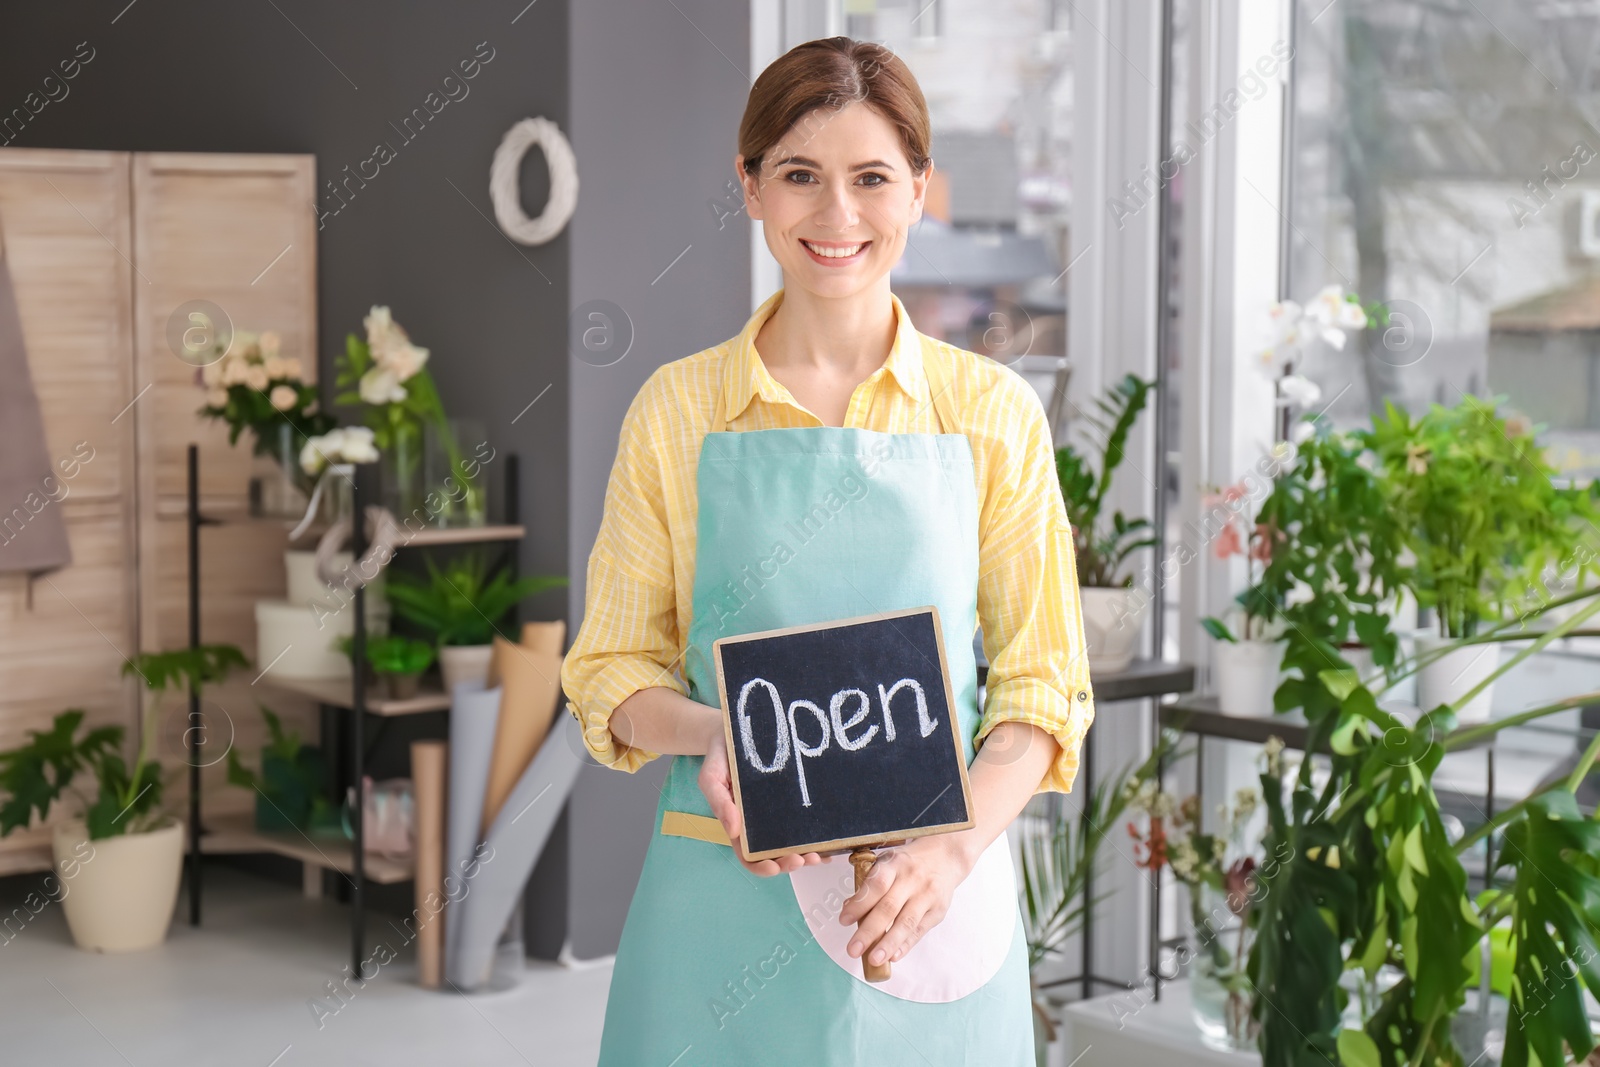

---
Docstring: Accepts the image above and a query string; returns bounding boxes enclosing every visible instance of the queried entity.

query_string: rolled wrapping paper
[479,621,567,835]
[518,619,565,657]
[411,740,448,989]
[447,714,584,991]
[442,680,503,984]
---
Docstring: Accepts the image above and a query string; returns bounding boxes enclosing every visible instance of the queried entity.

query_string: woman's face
[737,101,929,300]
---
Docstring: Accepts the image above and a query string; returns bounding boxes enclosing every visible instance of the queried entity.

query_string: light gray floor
[2,864,610,1066]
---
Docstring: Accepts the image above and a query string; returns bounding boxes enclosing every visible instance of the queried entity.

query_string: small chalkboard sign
[712,606,975,863]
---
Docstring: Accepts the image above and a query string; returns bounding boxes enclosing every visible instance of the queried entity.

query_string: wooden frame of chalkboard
[712,605,976,862]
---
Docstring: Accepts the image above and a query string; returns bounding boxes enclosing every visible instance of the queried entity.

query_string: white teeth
[804,240,865,258]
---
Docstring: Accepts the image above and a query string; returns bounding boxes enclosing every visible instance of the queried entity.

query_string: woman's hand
[838,832,978,968]
[699,728,829,877]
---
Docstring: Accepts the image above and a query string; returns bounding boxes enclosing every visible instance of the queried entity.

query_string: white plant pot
[1077,586,1147,674]
[439,644,494,693]
[52,817,183,953]
[1340,645,1376,683]
[1416,634,1499,725]
[1215,638,1288,717]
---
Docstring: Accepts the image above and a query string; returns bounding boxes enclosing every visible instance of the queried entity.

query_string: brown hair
[738,37,932,179]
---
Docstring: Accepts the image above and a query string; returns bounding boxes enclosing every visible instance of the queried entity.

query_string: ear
[909,160,933,226]
[735,155,764,222]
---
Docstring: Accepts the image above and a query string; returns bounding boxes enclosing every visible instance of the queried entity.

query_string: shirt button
[1077,691,1089,702]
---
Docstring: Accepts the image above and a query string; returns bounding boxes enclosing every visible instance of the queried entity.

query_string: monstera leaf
[1499,790,1600,1067]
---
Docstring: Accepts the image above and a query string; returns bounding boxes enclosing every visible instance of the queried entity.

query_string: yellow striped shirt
[561,287,1096,794]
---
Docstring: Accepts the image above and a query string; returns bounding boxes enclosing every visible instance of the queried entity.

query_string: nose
[813,179,861,232]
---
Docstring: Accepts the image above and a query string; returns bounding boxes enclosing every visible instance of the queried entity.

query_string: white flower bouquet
[333,307,483,524]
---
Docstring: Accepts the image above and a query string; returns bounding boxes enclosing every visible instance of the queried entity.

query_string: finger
[847,889,908,960]
[839,855,896,926]
[873,900,937,966]
[731,839,782,876]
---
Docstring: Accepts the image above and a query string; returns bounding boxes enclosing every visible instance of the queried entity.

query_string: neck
[757,281,898,377]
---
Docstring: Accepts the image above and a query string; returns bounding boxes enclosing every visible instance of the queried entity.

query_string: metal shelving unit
[183,444,524,974]
[988,658,1196,1001]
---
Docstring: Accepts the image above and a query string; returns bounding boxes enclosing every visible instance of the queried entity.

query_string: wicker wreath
[489,116,579,246]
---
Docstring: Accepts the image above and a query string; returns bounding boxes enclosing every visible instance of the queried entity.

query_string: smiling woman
[562,34,1094,1067]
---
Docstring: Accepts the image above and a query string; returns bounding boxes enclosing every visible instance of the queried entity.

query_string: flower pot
[439,644,494,692]
[1077,586,1147,673]
[51,818,183,953]
[381,672,422,701]
[1416,634,1498,725]
[1214,637,1287,717]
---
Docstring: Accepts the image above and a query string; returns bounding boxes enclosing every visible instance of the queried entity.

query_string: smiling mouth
[802,239,870,260]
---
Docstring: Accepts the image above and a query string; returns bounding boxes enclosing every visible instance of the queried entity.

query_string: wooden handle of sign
[850,848,891,983]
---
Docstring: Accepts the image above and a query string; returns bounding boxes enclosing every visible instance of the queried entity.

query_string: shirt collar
[723,288,930,423]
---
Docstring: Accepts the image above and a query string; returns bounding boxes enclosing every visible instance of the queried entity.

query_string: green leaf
[1337,1027,1381,1067]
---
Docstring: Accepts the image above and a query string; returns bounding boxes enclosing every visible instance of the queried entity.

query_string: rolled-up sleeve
[971,380,1096,795]
[561,375,687,772]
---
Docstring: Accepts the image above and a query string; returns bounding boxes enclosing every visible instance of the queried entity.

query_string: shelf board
[0,844,53,877]
[258,674,451,716]
[200,812,414,884]
[395,523,525,546]
[976,658,1194,703]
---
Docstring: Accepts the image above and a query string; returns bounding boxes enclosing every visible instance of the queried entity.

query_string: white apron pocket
[786,829,1016,1003]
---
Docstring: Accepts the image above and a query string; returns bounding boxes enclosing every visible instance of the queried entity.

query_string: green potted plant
[0,644,246,952]
[1056,373,1157,672]
[1197,468,1294,716]
[385,550,566,690]
[225,705,334,833]
[1214,421,1407,719]
[1248,583,1600,1067]
[335,633,436,700]
[1362,395,1600,723]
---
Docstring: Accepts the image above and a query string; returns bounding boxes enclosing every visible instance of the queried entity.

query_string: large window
[777,0,1078,433]
[1286,0,1600,479]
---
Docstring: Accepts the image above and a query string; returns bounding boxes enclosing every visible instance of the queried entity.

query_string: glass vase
[380,421,427,526]
[424,418,489,528]
[1187,882,1260,1051]
[250,424,310,519]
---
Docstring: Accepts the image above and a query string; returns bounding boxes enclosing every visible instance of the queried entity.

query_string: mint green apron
[595,345,1033,1066]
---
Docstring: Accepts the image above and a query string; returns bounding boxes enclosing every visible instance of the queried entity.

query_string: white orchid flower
[300,432,333,477]
[359,366,407,405]
[339,426,380,464]
[377,340,429,382]
[364,305,394,347]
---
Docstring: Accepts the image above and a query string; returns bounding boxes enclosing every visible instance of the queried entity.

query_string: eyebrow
[771,155,896,172]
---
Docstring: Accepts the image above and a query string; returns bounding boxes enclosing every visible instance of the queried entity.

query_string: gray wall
[566,0,751,957]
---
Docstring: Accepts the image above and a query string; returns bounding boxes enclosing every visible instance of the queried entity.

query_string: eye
[784,169,817,186]
[858,173,889,188]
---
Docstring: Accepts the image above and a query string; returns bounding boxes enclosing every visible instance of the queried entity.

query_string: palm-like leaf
[1056,374,1154,587]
